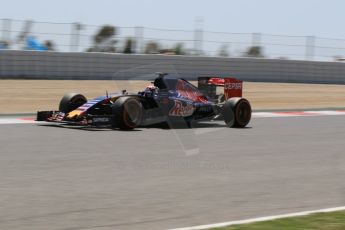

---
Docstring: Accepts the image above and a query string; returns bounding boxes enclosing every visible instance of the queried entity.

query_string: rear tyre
[59,93,87,113]
[222,98,252,128]
[112,97,143,130]
[221,101,235,127]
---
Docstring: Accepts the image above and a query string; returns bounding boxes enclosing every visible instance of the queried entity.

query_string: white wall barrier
[1,50,345,83]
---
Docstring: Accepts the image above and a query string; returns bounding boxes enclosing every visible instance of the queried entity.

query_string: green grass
[212,211,345,230]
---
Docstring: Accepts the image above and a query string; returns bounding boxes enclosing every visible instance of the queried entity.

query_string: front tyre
[112,97,143,130]
[59,93,87,113]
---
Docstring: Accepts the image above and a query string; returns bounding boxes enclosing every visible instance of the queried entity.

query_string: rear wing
[197,77,243,101]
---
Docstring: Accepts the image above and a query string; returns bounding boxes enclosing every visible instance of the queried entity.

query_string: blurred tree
[245,46,264,58]
[218,44,229,57]
[88,25,117,52]
[145,41,160,54]
[123,38,134,54]
[174,43,185,55]
[94,25,116,44]
[44,40,55,51]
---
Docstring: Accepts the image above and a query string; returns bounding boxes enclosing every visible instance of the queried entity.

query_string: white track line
[169,206,345,230]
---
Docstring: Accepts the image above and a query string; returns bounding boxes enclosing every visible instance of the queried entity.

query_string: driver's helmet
[145,83,157,91]
[153,76,167,89]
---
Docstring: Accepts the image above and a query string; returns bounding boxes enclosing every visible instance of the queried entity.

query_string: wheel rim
[124,100,142,127]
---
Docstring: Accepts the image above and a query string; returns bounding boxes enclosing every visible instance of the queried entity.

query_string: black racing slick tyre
[59,93,87,113]
[221,100,235,128]
[222,98,252,128]
[112,97,143,130]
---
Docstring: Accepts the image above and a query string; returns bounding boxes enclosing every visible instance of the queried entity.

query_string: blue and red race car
[37,73,252,129]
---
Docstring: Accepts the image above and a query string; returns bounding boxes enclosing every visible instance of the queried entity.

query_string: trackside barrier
[1,50,345,83]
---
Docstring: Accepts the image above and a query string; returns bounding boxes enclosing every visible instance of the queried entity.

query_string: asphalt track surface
[0,116,345,230]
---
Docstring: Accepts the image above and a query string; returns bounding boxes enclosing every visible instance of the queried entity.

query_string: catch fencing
[2,19,345,61]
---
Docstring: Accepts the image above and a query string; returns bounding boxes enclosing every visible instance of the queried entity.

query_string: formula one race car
[37,73,252,130]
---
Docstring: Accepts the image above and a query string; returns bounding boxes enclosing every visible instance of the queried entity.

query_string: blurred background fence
[2,19,345,62]
[2,50,345,84]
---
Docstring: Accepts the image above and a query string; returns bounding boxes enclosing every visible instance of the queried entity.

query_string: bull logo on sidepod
[169,101,195,116]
